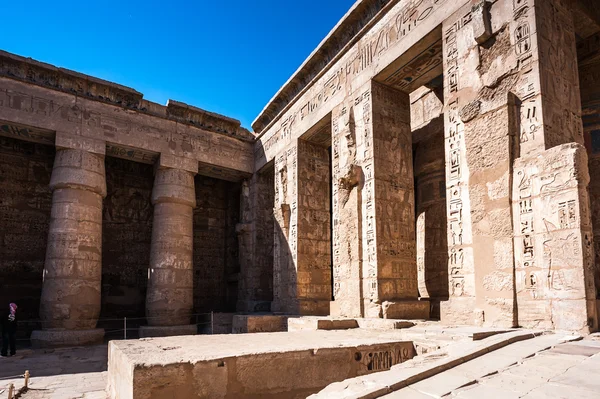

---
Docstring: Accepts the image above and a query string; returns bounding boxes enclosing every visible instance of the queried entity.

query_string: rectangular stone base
[30,328,104,348]
[138,324,197,338]
[232,315,288,333]
[382,300,430,320]
[287,317,359,331]
[107,330,416,399]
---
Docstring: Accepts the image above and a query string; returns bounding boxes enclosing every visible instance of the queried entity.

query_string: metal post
[211,311,214,335]
[24,370,30,388]
[124,317,127,340]
[8,383,14,399]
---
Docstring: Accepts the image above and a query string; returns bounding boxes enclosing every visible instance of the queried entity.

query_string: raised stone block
[138,324,197,338]
[31,328,104,348]
[107,331,416,399]
[232,315,288,333]
[382,300,430,320]
[287,317,359,331]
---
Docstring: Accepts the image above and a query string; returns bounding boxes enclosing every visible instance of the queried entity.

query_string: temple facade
[1,0,600,346]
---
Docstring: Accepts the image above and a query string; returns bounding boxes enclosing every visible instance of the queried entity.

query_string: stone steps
[309,331,581,398]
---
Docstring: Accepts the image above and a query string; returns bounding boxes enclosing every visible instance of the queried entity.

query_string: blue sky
[0,1,356,130]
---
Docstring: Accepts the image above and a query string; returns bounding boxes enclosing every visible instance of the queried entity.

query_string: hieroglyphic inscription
[258,0,453,158]
[0,87,252,171]
[444,7,473,298]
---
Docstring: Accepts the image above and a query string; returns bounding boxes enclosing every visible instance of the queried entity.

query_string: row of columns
[32,147,197,346]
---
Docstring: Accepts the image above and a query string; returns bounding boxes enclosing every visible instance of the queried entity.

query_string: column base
[31,328,104,348]
[381,300,430,320]
[139,324,197,338]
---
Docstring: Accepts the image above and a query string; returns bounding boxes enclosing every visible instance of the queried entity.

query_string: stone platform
[107,330,416,399]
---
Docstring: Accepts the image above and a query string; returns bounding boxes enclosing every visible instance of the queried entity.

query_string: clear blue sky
[0,1,356,130]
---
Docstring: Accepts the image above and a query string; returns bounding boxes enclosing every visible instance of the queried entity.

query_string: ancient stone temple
[1,0,600,350]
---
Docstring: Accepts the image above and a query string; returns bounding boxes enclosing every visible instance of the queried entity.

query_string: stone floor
[2,331,600,399]
[0,345,107,399]
[383,334,600,398]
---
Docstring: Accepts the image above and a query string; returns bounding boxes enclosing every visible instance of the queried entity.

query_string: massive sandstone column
[140,166,197,337]
[32,148,106,347]
[441,0,597,331]
[331,81,429,319]
[273,140,331,315]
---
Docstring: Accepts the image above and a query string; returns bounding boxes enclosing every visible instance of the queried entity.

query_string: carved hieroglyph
[273,139,331,315]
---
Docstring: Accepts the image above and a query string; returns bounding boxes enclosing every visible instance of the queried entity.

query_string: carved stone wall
[193,175,240,313]
[273,140,331,315]
[0,135,54,331]
[440,0,597,331]
[413,114,448,306]
[101,157,153,319]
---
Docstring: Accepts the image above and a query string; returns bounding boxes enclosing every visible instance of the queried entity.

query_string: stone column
[331,81,428,319]
[440,0,597,331]
[272,140,331,315]
[31,148,106,347]
[140,166,197,337]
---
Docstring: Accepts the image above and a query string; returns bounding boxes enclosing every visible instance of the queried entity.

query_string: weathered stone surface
[37,148,106,338]
[107,330,416,399]
[146,166,196,327]
[1,0,599,357]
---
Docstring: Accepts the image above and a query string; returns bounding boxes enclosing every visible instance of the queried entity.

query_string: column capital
[49,148,106,197]
[151,166,196,207]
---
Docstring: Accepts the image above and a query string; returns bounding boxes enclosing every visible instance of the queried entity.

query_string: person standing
[1,303,17,357]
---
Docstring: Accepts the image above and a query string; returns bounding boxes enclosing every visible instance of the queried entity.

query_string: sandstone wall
[193,176,240,313]
[101,157,153,319]
[0,135,54,333]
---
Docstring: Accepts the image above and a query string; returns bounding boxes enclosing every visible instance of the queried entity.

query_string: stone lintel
[158,153,198,175]
[0,50,254,141]
[55,132,106,156]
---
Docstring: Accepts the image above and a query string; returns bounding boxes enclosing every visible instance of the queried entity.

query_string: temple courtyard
[2,0,600,397]
[1,325,600,398]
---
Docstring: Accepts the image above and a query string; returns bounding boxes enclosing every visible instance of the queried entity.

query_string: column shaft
[146,167,196,327]
[36,148,106,345]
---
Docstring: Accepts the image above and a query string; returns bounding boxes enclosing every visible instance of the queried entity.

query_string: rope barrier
[17,312,214,324]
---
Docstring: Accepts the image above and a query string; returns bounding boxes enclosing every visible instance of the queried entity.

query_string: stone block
[287,317,359,331]
[107,331,416,399]
[382,300,430,320]
[30,328,104,348]
[138,324,197,338]
[232,315,288,333]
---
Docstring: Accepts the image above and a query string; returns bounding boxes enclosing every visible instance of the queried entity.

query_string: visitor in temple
[1,302,18,357]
